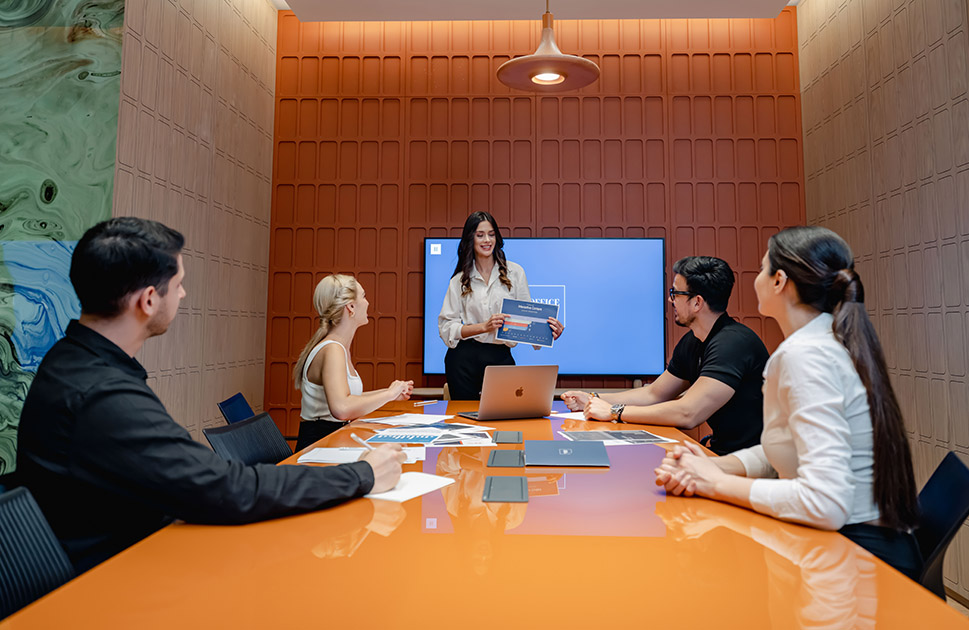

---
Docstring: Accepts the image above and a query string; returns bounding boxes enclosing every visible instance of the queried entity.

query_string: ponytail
[293,275,359,390]
[769,227,919,531]
[830,270,919,531]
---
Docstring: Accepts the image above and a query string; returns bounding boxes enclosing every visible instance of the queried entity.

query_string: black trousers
[295,419,345,452]
[839,523,923,580]
[444,340,515,400]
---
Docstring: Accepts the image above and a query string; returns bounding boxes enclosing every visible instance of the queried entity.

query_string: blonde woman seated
[655,227,921,579]
[293,275,414,451]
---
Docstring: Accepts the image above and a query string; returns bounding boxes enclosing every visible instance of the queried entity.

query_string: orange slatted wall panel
[267,10,806,436]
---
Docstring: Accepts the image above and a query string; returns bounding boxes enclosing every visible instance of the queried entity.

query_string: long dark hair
[452,211,512,296]
[768,226,918,531]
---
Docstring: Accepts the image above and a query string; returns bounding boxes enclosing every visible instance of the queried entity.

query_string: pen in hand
[350,433,375,451]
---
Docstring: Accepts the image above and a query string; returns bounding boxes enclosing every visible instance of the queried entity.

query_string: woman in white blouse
[292,274,413,451]
[438,211,564,400]
[654,226,921,578]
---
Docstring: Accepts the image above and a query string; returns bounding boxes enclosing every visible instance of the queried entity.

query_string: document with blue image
[495,298,559,347]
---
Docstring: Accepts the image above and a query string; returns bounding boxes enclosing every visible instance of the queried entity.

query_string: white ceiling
[273,0,795,22]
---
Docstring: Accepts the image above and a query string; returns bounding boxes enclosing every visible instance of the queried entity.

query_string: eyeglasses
[669,288,695,300]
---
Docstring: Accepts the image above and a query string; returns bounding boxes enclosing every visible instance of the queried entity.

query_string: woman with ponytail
[655,226,921,578]
[293,274,413,451]
[438,211,564,400]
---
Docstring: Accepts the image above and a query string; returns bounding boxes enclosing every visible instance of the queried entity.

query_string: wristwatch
[610,403,625,423]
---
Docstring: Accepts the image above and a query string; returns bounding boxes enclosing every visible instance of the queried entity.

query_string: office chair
[0,487,75,620]
[915,451,969,600]
[217,392,255,424]
[203,412,293,466]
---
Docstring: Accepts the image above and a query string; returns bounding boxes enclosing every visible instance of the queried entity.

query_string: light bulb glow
[532,72,565,85]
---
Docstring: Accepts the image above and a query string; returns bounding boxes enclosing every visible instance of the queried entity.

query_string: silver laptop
[457,365,558,421]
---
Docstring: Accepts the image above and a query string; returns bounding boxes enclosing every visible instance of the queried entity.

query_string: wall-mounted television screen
[423,238,666,376]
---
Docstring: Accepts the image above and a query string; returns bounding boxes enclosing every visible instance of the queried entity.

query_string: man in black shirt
[562,256,768,455]
[17,217,405,573]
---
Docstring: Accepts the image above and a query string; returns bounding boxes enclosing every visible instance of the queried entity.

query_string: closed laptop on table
[457,365,558,421]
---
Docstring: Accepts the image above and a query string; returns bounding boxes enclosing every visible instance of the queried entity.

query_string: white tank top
[300,340,364,422]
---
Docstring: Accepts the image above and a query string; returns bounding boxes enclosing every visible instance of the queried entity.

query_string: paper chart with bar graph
[495,298,559,347]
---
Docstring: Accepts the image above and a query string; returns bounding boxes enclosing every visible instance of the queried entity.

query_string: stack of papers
[558,430,677,445]
[367,422,496,447]
[296,446,426,464]
[354,413,454,426]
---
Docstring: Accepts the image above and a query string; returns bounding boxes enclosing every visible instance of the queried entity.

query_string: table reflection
[310,499,408,560]
[421,426,668,538]
[658,500,878,629]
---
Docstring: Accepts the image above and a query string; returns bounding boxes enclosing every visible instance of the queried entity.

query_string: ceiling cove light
[496,1,600,92]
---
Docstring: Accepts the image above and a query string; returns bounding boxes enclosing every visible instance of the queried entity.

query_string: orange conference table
[4,401,967,629]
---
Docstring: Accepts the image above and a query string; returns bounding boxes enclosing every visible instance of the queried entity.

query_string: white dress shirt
[732,312,880,530]
[438,261,530,348]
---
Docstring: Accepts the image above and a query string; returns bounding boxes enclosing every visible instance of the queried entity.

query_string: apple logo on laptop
[515,387,524,397]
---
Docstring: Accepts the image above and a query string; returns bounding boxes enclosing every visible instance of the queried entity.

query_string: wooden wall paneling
[267,10,806,426]
[116,0,276,441]
[799,0,969,597]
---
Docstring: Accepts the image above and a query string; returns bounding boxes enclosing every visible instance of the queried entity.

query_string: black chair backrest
[0,487,75,619]
[217,392,255,424]
[916,451,969,599]
[203,412,293,466]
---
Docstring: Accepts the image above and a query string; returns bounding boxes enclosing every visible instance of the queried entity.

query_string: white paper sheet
[549,411,586,420]
[365,472,455,502]
[386,422,495,434]
[354,413,454,426]
[296,446,426,464]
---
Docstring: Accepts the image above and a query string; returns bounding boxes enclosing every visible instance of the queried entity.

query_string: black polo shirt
[666,312,768,455]
[17,321,375,573]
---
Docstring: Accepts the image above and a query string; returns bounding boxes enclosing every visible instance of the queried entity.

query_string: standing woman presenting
[293,274,413,451]
[438,211,564,400]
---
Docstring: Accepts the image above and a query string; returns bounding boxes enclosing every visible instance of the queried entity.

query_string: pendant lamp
[496,1,600,92]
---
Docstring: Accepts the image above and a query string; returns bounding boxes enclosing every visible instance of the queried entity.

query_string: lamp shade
[496,12,600,92]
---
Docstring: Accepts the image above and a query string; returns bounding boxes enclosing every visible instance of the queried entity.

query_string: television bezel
[421,236,668,378]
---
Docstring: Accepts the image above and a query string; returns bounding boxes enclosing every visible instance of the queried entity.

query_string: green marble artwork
[0,0,124,474]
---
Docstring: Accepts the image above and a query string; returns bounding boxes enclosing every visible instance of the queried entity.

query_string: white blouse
[438,260,531,348]
[299,340,364,422]
[732,313,880,530]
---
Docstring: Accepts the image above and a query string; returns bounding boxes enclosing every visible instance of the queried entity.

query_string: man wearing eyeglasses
[561,256,768,455]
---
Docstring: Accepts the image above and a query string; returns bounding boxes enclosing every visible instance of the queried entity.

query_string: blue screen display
[423,238,667,376]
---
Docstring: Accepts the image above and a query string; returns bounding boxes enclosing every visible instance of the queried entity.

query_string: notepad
[365,472,455,502]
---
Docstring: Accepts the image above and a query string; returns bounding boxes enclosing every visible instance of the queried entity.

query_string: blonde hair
[293,274,359,390]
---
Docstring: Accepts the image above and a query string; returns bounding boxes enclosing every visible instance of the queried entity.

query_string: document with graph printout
[495,298,558,347]
[558,430,678,446]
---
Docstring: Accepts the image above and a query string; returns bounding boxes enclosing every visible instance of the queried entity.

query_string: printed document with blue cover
[495,298,558,347]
